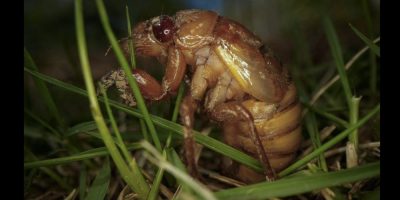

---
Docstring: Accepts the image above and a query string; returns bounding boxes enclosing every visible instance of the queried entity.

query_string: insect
[99,9,302,183]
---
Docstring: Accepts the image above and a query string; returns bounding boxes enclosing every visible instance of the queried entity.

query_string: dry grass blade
[64,189,78,200]
[141,169,174,199]
[199,168,245,187]
[141,141,217,200]
[308,37,380,107]
[300,125,336,158]
[324,142,380,158]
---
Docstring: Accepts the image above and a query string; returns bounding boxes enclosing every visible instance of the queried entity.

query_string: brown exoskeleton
[99,9,302,183]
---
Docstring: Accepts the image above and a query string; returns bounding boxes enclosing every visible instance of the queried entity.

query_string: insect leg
[160,46,187,97]
[179,93,200,179]
[210,102,277,181]
[97,69,122,95]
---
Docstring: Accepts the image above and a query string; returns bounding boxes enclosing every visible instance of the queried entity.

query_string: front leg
[209,101,277,181]
[97,69,137,106]
[161,46,187,97]
[98,45,187,104]
[179,92,205,180]
[179,93,200,179]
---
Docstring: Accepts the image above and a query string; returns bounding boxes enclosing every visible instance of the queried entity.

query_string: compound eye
[152,16,176,43]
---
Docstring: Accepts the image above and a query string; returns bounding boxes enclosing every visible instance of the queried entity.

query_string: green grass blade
[75,0,149,198]
[24,109,62,140]
[95,0,161,151]
[79,165,88,200]
[41,168,73,191]
[167,148,192,196]
[279,104,380,176]
[25,146,73,191]
[304,113,328,171]
[302,102,349,128]
[24,67,263,172]
[148,84,186,200]
[65,121,103,137]
[323,17,353,108]
[125,4,150,144]
[166,83,185,147]
[24,143,141,169]
[141,141,217,200]
[140,119,150,141]
[83,131,124,148]
[324,17,363,170]
[349,96,361,150]
[361,0,379,94]
[309,37,380,106]
[100,84,146,191]
[24,168,37,193]
[147,151,166,200]
[99,84,132,162]
[349,24,380,57]
[85,158,111,200]
[125,5,136,69]
[24,48,66,132]
[215,162,379,200]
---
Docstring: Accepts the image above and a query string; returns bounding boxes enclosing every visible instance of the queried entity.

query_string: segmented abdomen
[222,83,302,183]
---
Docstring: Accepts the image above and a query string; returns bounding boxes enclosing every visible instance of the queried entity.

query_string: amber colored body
[100,9,302,183]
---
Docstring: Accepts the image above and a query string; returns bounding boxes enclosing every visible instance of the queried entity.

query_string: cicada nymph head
[131,15,176,57]
[151,15,176,43]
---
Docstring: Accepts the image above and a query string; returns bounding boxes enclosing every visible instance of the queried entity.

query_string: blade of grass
[141,141,217,200]
[24,109,62,141]
[79,165,88,200]
[324,17,361,169]
[279,104,380,176]
[309,37,380,106]
[362,0,379,95]
[216,162,379,200]
[24,143,141,169]
[304,113,328,172]
[302,102,349,128]
[100,83,148,191]
[125,4,149,143]
[24,48,65,133]
[65,189,78,200]
[85,157,110,200]
[95,0,161,151]
[147,151,167,200]
[167,147,193,198]
[75,0,149,198]
[125,5,136,69]
[83,131,122,146]
[24,146,73,191]
[347,96,362,168]
[323,17,353,107]
[99,84,132,162]
[349,24,380,57]
[139,119,150,141]
[24,168,38,193]
[166,83,185,148]
[24,67,263,172]
[148,84,185,200]
[65,121,104,137]
[349,97,361,150]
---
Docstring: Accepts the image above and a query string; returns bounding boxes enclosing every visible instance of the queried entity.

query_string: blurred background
[24,0,380,124]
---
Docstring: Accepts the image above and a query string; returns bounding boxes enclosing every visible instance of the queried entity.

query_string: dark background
[24,0,380,138]
[24,0,380,123]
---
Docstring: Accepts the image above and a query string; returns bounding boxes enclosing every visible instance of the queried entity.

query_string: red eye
[152,16,176,43]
